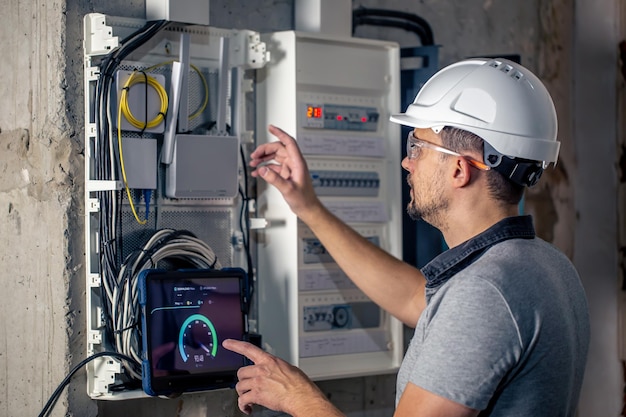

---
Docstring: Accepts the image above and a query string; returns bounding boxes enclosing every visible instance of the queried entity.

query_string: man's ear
[451,157,473,188]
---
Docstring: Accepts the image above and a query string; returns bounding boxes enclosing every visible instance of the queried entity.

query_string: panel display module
[301,103,380,131]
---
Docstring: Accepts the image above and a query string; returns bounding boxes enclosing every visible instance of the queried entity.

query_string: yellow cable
[120,71,168,130]
[117,99,148,225]
[142,61,209,120]
[189,63,209,120]
[115,62,209,226]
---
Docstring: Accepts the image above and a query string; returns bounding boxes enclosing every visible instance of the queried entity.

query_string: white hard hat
[390,58,560,167]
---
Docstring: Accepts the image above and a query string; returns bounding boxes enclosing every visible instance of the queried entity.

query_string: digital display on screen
[140,269,247,396]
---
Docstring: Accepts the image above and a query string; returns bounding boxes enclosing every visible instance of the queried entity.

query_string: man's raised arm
[250,125,426,326]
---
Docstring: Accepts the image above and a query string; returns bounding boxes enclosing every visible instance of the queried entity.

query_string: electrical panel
[256,31,403,380]
[82,13,268,399]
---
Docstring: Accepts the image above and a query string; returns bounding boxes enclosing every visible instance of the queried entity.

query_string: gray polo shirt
[397,216,589,416]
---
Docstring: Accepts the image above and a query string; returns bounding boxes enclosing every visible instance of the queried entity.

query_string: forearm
[300,202,426,326]
[286,391,346,417]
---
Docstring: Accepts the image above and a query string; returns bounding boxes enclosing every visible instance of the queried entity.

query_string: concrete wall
[573,0,621,414]
[0,0,620,416]
[0,0,82,416]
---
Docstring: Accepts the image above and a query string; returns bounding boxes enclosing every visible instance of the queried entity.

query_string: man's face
[402,128,450,226]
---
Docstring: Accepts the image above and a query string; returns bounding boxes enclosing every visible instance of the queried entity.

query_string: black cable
[95,19,169,179]
[95,19,169,176]
[352,7,435,45]
[238,186,253,312]
[239,145,254,312]
[91,18,169,387]
[38,352,138,417]
[353,17,432,45]
[355,8,433,35]
[140,70,149,135]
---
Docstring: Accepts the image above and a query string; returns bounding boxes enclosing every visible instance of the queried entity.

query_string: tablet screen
[141,269,247,395]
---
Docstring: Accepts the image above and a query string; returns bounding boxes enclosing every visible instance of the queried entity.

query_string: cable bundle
[93,18,170,346]
[106,229,221,379]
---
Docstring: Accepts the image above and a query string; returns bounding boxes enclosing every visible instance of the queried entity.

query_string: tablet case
[139,268,248,396]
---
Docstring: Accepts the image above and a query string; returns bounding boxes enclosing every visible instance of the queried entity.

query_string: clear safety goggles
[406,132,490,171]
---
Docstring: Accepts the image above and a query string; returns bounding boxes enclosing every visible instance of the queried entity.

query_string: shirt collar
[421,215,536,292]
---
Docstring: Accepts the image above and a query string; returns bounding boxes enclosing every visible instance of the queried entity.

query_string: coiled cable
[120,70,169,131]
[111,229,221,379]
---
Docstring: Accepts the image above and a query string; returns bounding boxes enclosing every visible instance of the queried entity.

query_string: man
[223,58,590,417]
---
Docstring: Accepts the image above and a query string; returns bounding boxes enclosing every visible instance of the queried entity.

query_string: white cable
[109,229,222,380]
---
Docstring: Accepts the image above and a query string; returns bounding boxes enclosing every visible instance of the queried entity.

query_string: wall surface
[0,0,620,416]
[573,0,622,415]
[0,0,82,416]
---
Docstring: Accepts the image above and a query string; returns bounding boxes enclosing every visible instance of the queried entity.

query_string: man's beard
[406,175,448,227]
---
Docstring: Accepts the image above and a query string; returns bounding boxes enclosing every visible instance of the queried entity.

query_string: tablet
[139,268,248,396]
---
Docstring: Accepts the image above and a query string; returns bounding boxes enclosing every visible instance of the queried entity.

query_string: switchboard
[256,31,403,380]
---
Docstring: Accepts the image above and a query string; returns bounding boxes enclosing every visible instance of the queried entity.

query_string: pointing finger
[222,339,269,364]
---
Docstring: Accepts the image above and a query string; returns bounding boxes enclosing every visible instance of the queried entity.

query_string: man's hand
[250,125,323,222]
[222,339,344,417]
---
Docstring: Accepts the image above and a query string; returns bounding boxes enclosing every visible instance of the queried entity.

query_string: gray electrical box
[146,0,209,26]
[120,137,157,189]
[165,134,239,199]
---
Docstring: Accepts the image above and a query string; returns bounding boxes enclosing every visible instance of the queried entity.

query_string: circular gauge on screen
[178,313,218,363]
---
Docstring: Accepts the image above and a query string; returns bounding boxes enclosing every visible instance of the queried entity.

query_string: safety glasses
[406,132,490,171]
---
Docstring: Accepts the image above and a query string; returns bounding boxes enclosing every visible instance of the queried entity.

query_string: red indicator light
[361,117,367,122]
[336,115,343,121]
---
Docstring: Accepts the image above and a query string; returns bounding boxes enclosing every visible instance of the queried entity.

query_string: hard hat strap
[484,142,544,187]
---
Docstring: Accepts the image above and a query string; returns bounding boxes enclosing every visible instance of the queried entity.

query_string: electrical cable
[118,96,150,225]
[115,61,209,226]
[354,17,432,45]
[95,19,169,246]
[142,60,210,120]
[114,61,209,227]
[188,63,210,120]
[120,70,169,130]
[352,7,435,45]
[38,351,138,417]
[110,229,221,379]
[94,20,171,237]
[92,18,169,382]
[238,145,254,311]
